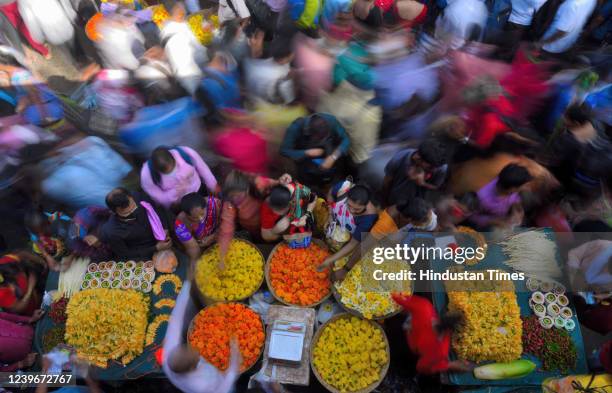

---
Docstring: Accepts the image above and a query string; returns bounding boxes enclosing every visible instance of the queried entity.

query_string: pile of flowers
[334,256,410,319]
[151,5,218,45]
[188,303,265,372]
[196,239,264,301]
[49,296,68,324]
[268,243,330,306]
[447,288,522,362]
[65,289,149,367]
[312,315,388,392]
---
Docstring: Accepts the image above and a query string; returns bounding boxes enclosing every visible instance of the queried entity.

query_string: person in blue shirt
[196,47,241,122]
[280,112,351,191]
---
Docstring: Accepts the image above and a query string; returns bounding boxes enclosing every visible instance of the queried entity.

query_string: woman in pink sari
[0,309,44,371]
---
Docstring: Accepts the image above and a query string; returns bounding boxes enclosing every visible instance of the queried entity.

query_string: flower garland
[153,274,182,295]
[154,298,176,310]
[146,314,170,346]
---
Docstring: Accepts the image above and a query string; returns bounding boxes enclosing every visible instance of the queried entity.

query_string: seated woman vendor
[0,252,46,316]
[218,171,293,263]
[260,184,316,243]
[25,207,113,269]
[174,193,222,263]
[317,185,378,271]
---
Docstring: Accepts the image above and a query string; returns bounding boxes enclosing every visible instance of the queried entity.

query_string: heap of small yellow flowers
[447,289,522,362]
[65,288,149,368]
[151,5,218,46]
[313,315,388,392]
[196,239,264,301]
[334,255,411,319]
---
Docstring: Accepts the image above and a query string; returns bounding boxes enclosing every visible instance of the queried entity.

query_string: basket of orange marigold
[265,239,332,307]
[188,303,265,372]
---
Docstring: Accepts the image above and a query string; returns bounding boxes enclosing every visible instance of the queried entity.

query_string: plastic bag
[153,250,178,273]
[249,290,273,323]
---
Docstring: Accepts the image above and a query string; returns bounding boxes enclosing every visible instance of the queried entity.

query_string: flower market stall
[430,229,589,388]
[34,255,188,379]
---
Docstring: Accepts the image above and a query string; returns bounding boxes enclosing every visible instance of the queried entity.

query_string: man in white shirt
[160,3,207,95]
[218,0,251,24]
[435,0,488,49]
[508,0,549,27]
[245,36,296,105]
[538,0,597,54]
[163,281,241,393]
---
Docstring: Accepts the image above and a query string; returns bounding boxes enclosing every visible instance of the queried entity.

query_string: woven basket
[193,238,265,306]
[265,239,332,308]
[187,302,265,374]
[310,313,390,393]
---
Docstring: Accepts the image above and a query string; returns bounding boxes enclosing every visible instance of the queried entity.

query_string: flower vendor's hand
[320,156,335,170]
[41,355,51,373]
[18,353,37,369]
[27,273,37,292]
[217,256,226,272]
[279,173,293,185]
[29,309,45,324]
[156,238,172,251]
[83,234,99,247]
[316,258,333,272]
[273,216,291,234]
[305,148,325,157]
[229,337,242,370]
[296,215,308,227]
[332,268,347,283]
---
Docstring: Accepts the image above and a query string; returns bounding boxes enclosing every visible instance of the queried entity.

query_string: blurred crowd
[0,0,611,391]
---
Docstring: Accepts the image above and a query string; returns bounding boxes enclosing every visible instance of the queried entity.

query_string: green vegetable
[473,360,536,380]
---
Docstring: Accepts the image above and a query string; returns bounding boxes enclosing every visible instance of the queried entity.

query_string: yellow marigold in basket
[313,316,388,392]
[65,288,149,367]
[196,239,264,301]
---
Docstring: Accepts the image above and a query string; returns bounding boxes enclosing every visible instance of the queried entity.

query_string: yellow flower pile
[187,14,218,46]
[196,239,264,301]
[151,5,170,28]
[334,256,411,319]
[150,5,218,46]
[313,316,388,392]
[65,289,149,368]
[447,274,522,362]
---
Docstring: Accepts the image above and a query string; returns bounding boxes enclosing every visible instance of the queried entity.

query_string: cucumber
[473,359,536,380]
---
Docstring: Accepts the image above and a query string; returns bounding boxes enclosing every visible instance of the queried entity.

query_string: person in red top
[218,171,293,264]
[260,183,316,243]
[0,252,46,317]
[391,293,473,375]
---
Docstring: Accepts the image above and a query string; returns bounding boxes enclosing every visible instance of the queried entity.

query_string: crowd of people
[0,0,611,391]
